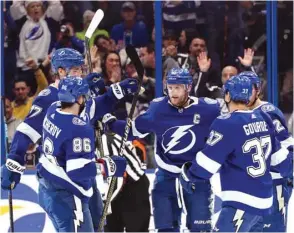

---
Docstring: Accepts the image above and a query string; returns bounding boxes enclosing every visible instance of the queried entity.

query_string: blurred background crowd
[3,0,293,168]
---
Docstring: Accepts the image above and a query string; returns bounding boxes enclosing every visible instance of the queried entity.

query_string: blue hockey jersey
[109,96,220,175]
[10,85,59,165]
[253,101,294,181]
[36,88,123,201]
[254,101,294,149]
[186,110,291,215]
[9,84,119,166]
[37,102,96,202]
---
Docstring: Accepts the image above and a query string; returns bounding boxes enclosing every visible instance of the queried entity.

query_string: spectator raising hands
[10,0,63,70]
[238,48,254,67]
[197,52,211,73]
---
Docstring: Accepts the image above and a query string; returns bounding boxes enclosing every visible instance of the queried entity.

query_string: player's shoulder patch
[217,113,231,119]
[38,89,51,97]
[72,117,86,126]
[203,97,218,104]
[152,96,165,103]
[261,104,275,112]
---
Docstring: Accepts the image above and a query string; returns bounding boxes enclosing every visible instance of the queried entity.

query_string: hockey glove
[179,162,196,194]
[102,113,117,131]
[84,72,106,97]
[102,133,146,181]
[110,78,139,100]
[1,155,25,190]
[96,156,127,178]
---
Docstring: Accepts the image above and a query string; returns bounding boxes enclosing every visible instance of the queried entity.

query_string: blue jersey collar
[168,96,199,110]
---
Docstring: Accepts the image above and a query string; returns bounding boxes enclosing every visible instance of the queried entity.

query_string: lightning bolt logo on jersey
[162,125,196,154]
[131,96,220,174]
[233,209,245,232]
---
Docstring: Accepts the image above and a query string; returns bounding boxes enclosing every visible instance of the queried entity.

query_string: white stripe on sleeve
[271,147,289,166]
[17,122,42,143]
[131,120,149,138]
[280,136,294,149]
[66,158,94,172]
[196,151,221,174]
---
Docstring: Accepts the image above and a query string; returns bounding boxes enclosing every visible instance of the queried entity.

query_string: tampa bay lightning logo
[72,117,86,126]
[25,24,44,41]
[161,125,196,154]
[261,104,275,112]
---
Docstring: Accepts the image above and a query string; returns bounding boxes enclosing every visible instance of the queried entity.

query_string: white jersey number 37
[242,136,272,177]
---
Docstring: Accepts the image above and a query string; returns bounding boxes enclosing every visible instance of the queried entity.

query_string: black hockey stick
[85,9,105,157]
[2,97,14,232]
[8,189,14,232]
[98,45,144,232]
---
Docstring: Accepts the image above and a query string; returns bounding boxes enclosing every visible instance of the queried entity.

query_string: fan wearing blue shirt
[110,2,149,48]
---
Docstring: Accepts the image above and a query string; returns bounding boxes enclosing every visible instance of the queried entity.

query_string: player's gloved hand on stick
[110,78,139,99]
[179,162,196,194]
[84,72,106,97]
[1,155,25,190]
[96,155,126,177]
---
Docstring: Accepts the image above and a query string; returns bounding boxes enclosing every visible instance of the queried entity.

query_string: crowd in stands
[3,1,293,168]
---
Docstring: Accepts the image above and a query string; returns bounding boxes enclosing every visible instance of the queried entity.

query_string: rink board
[0,171,293,232]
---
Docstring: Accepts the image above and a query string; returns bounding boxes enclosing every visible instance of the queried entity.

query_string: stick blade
[125,45,144,80]
[85,9,104,39]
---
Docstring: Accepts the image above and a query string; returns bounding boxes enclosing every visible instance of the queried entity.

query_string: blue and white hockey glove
[97,156,127,178]
[1,155,25,190]
[102,113,117,132]
[110,78,139,100]
[179,162,196,194]
[84,72,106,97]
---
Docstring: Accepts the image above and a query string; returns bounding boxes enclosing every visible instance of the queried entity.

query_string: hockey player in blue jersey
[1,46,139,190]
[37,77,127,232]
[102,68,220,232]
[1,47,140,230]
[1,48,104,191]
[179,74,292,232]
[244,71,294,232]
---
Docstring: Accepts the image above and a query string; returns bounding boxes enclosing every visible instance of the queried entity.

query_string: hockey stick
[85,9,105,157]
[85,9,104,73]
[98,45,144,232]
[8,189,14,232]
[2,97,14,232]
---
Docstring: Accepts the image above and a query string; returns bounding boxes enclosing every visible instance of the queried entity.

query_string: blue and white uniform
[105,68,220,232]
[37,77,128,232]
[245,71,294,232]
[180,74,292,232]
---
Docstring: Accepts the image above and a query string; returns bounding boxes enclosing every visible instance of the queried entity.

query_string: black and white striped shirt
[101,133,146,181]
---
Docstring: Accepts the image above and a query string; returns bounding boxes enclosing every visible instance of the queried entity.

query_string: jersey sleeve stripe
[221,190,273,209]
[270,147,289,166]
[270,172,283,179]
[17,122,41,143]
[196,151,221,174]
[132,120,149,138]
[155,153,181,173]
[39,155,93,197]
[280,136,294,149]
[66,158,95,173]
